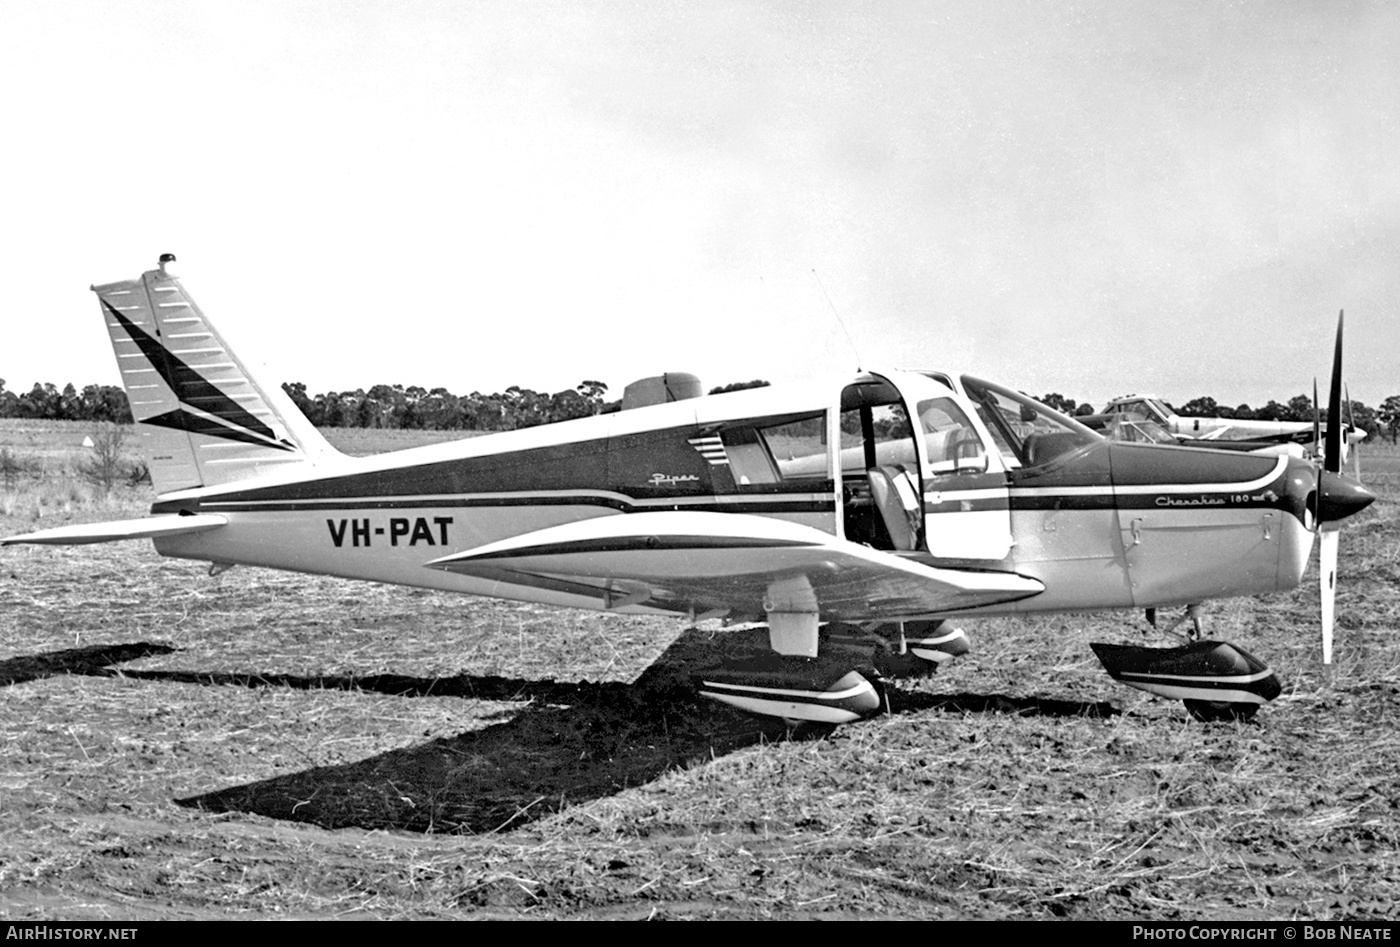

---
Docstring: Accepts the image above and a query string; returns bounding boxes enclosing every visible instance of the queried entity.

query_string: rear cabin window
[720,413,829,485]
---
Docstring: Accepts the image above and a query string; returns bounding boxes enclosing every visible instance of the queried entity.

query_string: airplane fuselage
[146,373,1321,623]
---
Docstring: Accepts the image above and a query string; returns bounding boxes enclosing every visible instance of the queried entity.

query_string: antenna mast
[811,268,862,370]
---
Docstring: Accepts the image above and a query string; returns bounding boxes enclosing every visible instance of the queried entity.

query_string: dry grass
[0,422,1397,919]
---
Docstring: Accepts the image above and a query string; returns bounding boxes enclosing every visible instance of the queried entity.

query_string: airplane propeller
[1311,311,1376,664]
[1345,384,1361,478]
[1312,377,1321,463]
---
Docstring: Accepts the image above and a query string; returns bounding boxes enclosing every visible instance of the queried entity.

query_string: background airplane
[1081,409,1309,458]
[1084,391,1365,453]
[2,257,1376,726]
[1092,393,1315,442]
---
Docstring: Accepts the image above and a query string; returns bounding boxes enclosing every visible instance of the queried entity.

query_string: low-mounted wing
[1,514,227,546]
[426,510,1043,621]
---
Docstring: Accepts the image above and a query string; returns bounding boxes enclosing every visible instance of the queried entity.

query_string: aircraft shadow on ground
[0,642,178,687]
[3,632,1116,834]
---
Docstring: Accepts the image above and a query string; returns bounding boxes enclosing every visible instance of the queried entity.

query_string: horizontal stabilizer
[1,514,227,546]
[428,511,1043,621]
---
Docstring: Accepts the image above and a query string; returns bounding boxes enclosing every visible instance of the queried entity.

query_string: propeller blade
[1344,383,1359,475]
[1324,311,1344,474]
[1313,378,1321,458]
[1320,527,1339,664]
[1315,311,1359,666]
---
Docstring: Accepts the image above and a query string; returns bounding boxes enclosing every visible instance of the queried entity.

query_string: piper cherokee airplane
[1089,393,1365,452]
[1077,408,1308,458]
[1,257,1377,725]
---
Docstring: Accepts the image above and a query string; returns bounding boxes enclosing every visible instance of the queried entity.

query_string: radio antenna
[811,268,862,370]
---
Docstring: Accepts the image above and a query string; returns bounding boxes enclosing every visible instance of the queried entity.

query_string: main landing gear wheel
[823,620,971,680]
[698,666,884,725]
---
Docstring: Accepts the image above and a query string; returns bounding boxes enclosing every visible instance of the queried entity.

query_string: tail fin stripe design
[142,409,291,450]
[102,300,292,450]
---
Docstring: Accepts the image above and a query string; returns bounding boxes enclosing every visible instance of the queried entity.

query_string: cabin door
[838,372,1013,561]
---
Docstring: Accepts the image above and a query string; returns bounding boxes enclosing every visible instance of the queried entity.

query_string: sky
[1,0,1397,411]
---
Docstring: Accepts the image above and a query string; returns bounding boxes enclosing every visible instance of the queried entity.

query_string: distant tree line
[709,379,771,395]
[278,380,615,431]
[6,374,1400,443]
[277,379,783,431]
[0,379,132,423]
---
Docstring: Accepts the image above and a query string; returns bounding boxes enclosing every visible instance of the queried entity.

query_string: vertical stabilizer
[94,255,339,493]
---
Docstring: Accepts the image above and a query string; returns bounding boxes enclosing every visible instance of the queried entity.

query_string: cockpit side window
[1126,402,1152,421]
[916,397,988,476]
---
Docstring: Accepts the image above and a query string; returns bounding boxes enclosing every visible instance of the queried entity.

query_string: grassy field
[1,419,1397,920]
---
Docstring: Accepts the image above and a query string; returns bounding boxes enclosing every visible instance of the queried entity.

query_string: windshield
[1103,414,1177,445]
[1145,398,1174,420]
[959,376,1101,468]
[916,396,988,475]
[1114,398,1171,423]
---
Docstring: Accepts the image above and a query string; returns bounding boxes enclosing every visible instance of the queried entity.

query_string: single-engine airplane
[1,257,1376,725]
[1087,393,1365,453]
[1095,393,1312,442]
[1039,401,1308,458]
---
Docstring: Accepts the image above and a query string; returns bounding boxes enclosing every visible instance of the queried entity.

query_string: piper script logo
[649,473,701,487]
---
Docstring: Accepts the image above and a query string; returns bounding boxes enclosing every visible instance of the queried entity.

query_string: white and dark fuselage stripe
[156,438,1301,526]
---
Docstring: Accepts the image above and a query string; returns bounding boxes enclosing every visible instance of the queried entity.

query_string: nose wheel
[1121,606,1277,721]
[1183,699,1260,723]
[1091,635,1281,722]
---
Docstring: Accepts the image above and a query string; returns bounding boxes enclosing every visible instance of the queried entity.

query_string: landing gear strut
[1147,604,1204,641]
